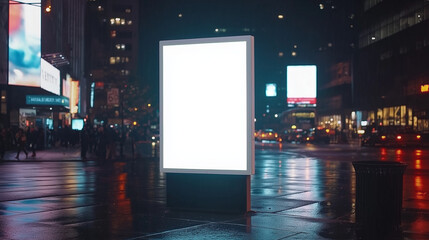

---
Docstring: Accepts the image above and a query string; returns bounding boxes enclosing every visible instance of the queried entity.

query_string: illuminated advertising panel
[160,36,254,175]
[63,74,71,98]
[70,80,79,114]
[8,0,41,87]
[265,83,277,97]
[287,65,317,107]
[41,59,60,95]
[71,119,84,130]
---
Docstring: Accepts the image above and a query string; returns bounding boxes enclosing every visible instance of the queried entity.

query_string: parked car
[279,129,311,143]
[305,128,331,144]
[361,126,422,147]
[255,129,279,142]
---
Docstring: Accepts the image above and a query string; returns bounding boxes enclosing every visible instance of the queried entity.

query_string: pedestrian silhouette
[15,128,28,159]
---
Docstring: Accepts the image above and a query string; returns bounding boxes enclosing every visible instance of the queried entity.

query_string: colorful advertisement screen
[160,36,255,175]
[8,0,41,87]
[287,65,317,107]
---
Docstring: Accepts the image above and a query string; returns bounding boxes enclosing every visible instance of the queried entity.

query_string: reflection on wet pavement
[0,143,428,239]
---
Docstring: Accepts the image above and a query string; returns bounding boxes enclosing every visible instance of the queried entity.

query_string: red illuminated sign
[95,82,105,89]
[287,98,316,105]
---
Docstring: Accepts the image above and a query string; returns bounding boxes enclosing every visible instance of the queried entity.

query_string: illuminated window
[215,28,227,33]
[115,18,121,25]
[127,20,132,25]
[110,18,115,25]
[109,57,116,64]
[121,19,126,25]
[115,44,120,50]
[111,30,116,38]
[125,8,131,13]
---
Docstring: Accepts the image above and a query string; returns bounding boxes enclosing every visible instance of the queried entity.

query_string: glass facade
[359,3,429,48]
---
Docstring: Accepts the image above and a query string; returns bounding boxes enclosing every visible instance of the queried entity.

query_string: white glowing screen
[265,83,277,97]
[41,59,60,95]
[160,36,254,175]
[287,65,317,106]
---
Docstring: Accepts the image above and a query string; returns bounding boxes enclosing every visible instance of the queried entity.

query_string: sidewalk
[0,144,428,239]
[1,146,90,162]
[1,140,157,162]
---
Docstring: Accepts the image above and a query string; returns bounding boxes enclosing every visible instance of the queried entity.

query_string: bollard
[352,161,407,239]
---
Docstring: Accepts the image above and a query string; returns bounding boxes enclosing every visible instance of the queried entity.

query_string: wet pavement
[0,142,428,239]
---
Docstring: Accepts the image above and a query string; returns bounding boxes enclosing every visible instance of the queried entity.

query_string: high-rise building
[86,0,139,124]
[1,0,86,131]
[354,0,429,132]
[0,3,9,127]
[313,0,357,140]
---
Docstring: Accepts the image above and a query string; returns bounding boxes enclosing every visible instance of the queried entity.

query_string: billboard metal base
[166,173,250,214]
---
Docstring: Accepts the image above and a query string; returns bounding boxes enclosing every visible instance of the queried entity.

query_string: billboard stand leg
[166,173,251,214]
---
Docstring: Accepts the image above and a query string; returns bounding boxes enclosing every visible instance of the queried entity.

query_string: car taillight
[417,135,421,140]
[275,133,278,138]
[396,135,402,140]
[381,135,386,140]
[262,134,265,137]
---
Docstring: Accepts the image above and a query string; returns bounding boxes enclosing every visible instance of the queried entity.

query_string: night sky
[138,0,354,113]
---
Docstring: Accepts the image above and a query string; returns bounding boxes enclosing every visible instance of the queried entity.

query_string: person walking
[80,125,89,160]
[0,128,6,160]
[28,126,38,157]
[15,128,28,159]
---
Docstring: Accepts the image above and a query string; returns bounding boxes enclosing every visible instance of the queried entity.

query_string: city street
[0,143,428,239]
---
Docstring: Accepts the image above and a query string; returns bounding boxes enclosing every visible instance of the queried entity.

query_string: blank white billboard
[287,65,317,107]
[160,36,254,175]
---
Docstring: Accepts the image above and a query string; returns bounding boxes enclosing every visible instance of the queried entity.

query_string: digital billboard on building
[287,65,317,107]
[8,0,41,87]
